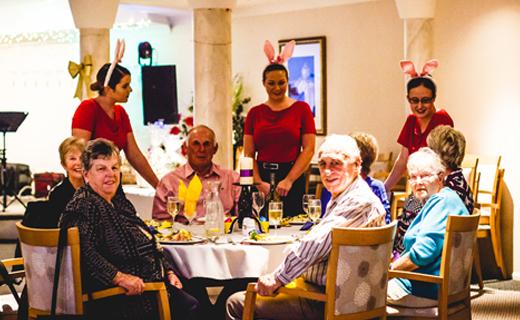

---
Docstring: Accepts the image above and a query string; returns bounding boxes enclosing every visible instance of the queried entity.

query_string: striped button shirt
[274,176,386,286]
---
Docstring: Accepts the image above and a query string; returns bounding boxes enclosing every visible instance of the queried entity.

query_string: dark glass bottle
[262,172,279,221]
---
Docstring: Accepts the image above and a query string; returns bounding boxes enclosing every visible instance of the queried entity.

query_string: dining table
[160,224,307,280]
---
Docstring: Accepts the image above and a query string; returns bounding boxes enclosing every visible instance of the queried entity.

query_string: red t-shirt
[72,99,133,151]
[244,101,316,163]
[397,109,454,154]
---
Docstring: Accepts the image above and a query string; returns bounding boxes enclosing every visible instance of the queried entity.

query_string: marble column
[68,0,119,98]
[193,8,233,168]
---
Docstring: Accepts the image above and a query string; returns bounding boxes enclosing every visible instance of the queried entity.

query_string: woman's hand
[167,271,183,289]
[113,271,145,296]
[276,178,293,197]
[258,181,270,196]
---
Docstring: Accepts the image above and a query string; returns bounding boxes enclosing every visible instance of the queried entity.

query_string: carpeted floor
[472,284,520,320]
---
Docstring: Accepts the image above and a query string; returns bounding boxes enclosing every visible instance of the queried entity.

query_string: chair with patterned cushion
[387,214,480,319]
[16,222,171,320]
[243,221,397,320]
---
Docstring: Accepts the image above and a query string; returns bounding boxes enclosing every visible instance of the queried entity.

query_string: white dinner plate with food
[242,236,294,245]
[160,236,206,245]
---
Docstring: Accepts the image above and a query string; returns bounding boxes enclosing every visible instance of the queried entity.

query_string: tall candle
[240,157,254,185]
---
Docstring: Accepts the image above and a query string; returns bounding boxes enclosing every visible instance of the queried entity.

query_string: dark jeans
[258,161,305,217]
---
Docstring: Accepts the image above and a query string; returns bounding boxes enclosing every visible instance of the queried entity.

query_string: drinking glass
[268,202,283,235]
[252,192,265,218]
[307,198,322,223]
[302,194,315,215]
[166,196,181,231]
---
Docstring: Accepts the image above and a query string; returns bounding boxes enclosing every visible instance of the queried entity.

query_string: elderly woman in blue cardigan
[387,147,469,306]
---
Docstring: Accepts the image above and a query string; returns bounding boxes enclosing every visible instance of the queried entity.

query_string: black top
[47,177,76,226]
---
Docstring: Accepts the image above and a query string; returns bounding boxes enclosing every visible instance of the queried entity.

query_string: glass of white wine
[302,194,315,216]
[307,198,322,224]
[268,201,283,235]
[167,196,181,231]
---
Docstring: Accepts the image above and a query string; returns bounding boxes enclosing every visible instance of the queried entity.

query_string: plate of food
[158,229,205,245]
[284,214,309,225]
[242,231,294,245]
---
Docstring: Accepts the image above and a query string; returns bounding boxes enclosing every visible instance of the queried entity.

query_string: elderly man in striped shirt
[226,134,386,320]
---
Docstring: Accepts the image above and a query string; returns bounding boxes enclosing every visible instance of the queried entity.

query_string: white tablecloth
[162,225,305,280]
[123,185,154,221]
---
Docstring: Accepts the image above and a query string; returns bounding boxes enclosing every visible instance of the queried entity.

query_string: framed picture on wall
[279,36,327,135]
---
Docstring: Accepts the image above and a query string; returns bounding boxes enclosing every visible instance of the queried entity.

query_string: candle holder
[228,183,261,233]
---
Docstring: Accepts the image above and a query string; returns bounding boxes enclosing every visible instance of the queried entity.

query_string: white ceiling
[0,0,377,34]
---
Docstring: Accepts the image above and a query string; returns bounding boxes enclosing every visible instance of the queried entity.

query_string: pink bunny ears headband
[103,39,126,88]
[400,59,439,78]
[263,40,296,64]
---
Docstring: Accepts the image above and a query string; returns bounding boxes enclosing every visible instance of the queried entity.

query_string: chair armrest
[388,270,443,284]
[278,286,327,302]
[1,258,24,268]
[84,282,167,301]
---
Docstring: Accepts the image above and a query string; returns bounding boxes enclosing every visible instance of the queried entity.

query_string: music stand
[0,112,28,212]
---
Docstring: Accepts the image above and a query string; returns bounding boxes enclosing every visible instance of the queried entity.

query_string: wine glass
[268,202,283,235]
[307,198,322,224]
[252,192,265,218]
[166,196,181,231]
[302,194,315,216]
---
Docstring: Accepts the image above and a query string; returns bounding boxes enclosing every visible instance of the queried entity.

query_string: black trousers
[258,161,305,217]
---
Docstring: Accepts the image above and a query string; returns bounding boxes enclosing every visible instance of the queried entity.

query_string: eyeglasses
[407,97,434,105]
[409,173,438,183]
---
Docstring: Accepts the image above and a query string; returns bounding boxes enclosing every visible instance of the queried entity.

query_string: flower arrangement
[170,103,194,140]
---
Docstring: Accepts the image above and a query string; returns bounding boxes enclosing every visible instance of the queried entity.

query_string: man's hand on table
[255,273,282,296]
[113,271,145,296]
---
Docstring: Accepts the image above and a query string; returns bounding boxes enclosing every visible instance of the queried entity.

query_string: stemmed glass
[268,202,283,235]
[166,196,181,231]
[307,198,322,224]
[302,194,315,216]
[252,192,265,218]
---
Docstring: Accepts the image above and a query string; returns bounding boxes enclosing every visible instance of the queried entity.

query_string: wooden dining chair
[387,214,480,319]
[460,154,479,199]
[372,152,394,181]
[0,257,25,317]
[243,222,397,320]
[16,222,171,319]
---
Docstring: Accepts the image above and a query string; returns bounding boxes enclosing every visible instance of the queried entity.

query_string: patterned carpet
[472,281,520,320]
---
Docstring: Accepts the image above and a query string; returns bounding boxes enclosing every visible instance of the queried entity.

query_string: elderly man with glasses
[225,134,386,320]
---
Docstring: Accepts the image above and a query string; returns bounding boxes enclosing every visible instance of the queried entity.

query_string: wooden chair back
[16,222,171,320]
[461,154,479,197]
[474,154,501,205]
[372,152,394,181]
[325,221,397,319]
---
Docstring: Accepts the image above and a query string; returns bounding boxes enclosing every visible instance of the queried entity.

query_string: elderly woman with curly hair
[388,147,469,306]
[393,126,473,256]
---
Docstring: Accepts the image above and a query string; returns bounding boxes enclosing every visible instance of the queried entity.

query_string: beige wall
[434,0,520,279]
[232,0,405,156]
[233,0,520,278]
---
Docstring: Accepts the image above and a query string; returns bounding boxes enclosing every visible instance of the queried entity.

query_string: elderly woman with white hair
[387,147,469,307]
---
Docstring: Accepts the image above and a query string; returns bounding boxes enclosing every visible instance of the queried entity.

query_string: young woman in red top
[244,63,316,217]
[384,70,453,193]
[72,64,159,188]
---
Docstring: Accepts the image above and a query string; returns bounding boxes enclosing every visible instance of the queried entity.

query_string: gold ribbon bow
[68,54,93,100]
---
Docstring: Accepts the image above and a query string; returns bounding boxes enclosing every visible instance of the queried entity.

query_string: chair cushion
[386,302,467,318]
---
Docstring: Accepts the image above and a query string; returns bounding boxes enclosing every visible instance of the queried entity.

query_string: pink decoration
[263,40,296,64]
[400,59,439,78]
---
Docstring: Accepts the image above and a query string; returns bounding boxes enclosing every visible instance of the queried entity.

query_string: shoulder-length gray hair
[407,147,446,176]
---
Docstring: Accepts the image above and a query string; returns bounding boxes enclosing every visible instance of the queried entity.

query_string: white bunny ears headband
[400,59,439,78]
[263,40,296,64]
[103,39,126,88]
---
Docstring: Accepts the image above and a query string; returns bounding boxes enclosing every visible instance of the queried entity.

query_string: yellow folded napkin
[178,175,202,218]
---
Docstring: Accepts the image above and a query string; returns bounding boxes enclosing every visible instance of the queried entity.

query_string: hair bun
[90,81,103,91]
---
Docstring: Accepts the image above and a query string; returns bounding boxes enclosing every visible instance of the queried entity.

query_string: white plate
[160,236,206,245]
[242,236,294,245]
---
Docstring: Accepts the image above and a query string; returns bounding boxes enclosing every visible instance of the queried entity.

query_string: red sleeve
[300,102,316,134]
[244,106,258,135]
[119,107,133,134]
[397,115,415,148]
[72,99,96,132]
[435,109,454,127]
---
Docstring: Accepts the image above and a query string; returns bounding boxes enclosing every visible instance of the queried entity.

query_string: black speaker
[141,65,179,125]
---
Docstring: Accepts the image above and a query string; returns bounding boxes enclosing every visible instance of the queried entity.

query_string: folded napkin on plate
[177,175,203,217]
